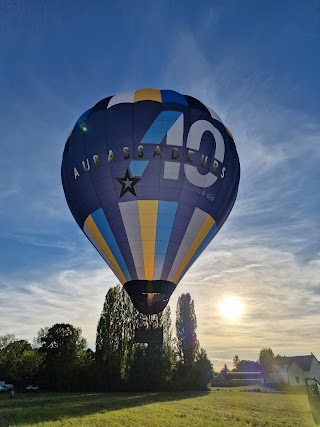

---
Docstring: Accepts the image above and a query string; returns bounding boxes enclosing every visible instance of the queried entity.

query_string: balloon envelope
[61,88,240,314]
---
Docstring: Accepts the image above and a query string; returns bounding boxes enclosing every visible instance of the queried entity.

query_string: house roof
[273,355,317,372]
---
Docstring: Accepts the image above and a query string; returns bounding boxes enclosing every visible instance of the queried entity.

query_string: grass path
[0,388,315,426]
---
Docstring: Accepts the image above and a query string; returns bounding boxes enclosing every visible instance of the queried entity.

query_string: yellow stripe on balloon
[134,88,162,103]
[138,200,158,280]
[173,215,215,283]
[84,215,127,284]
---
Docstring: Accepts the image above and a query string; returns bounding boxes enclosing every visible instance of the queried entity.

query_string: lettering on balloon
[72,116,228,189]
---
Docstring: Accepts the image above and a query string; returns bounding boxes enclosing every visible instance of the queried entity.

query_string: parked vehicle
[25,385,39,391]
[4,384,13,390]
[0,384,13,391]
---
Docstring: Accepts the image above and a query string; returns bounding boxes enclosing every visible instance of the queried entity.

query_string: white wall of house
[287,362,306,386]
[306,358,320,382]
[271,364,289,383]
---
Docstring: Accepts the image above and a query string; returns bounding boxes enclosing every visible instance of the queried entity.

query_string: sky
[0,0,320,370]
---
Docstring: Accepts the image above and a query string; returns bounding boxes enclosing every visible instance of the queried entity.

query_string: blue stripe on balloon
[177,222,218,283]
[129,160,149,176]
[160,90,188,106]
[160,203,195,281]
[91,208,131,282]
[76,108,91,124]
[154,201,178,278]
[140,111,182,145]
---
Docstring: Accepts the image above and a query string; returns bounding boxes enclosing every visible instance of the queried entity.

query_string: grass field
[0,387,316,427]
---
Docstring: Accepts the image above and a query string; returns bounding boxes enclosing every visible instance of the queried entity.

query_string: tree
[0,339,41,386]
[96,285,137,390]
[0,334,16,350]
[233,355,240,370]
[96,285,177,391]
[37,323,87,391]
[236,359,260,372]
[130,306,177,391]
[193,348,213,390]
[220,363,229,378]
[129,343,148,390]
[176,293,199,366]
[232,356,260,372]
[259,347,275,377]
[72,348,96,391]
[174,293,213,390]
[159,307,177,388]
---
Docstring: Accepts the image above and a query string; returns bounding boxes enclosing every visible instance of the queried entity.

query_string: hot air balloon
[61,88,240,314]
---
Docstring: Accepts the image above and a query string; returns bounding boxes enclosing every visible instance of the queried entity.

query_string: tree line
[218,348,280,379]
[0,287,212,392]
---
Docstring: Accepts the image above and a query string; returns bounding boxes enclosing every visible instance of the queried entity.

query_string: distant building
[225,371,262,381]
[270,354,320,386]
[211,371,262,387]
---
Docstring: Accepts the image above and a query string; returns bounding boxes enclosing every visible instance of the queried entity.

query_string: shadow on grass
[0,390,209,426]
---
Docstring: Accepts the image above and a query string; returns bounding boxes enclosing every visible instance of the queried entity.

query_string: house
[270,354,320,386]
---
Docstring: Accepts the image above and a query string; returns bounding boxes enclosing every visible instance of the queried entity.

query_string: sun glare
[219,296,244,321]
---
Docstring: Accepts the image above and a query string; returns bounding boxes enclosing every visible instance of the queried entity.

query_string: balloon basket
[123,280,176,315]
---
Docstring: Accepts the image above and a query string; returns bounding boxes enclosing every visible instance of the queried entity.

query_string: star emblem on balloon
[115,169,141,198]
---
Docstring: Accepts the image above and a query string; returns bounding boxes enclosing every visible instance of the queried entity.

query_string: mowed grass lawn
[0,388,315,427]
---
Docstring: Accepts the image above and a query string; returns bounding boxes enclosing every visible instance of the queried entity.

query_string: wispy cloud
[1,4,319,373]
[173,242,320,368]
[162,29,320,369]
[0,230,90,251]
[0,265,117,345]
[0,183,21,199]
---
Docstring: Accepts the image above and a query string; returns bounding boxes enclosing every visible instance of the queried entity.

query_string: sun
[219,296,244,321]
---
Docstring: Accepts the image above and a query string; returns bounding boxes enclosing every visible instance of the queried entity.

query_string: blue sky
[1,0,319,369]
